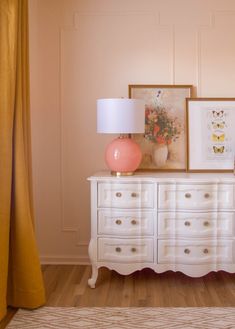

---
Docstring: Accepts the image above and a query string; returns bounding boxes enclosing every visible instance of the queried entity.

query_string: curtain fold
[0,0,45,320]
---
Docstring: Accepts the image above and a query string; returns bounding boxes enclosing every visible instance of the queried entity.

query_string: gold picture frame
[129,84,193,172]
[186,98,235,172]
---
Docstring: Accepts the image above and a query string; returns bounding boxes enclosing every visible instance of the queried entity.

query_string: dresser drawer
[98,183,154,208]
[158,212,235,237]
[158,184,234,210]
[98,238,153,263]
[98,210,154,236]
[158,239,234,264]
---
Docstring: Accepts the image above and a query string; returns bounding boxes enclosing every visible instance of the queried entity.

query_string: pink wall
[29,0,235,263]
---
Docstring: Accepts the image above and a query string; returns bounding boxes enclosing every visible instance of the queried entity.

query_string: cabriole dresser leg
[88,265,98,288]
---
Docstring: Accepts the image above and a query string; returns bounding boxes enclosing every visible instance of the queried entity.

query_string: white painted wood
[98,238,154,263]
[98,182,154,208]
[94,262,235,278]
[88,171,235,181]
[158,239,234,264]
[98,210,154,236]
[158,212,235,237]
[158,183,235,210]
[88,173,235,287]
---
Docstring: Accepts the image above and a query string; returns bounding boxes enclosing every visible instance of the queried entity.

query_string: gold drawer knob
[131,247,137,253]
[115,247,121,253]
[203,221,210,227]
[131,219,137,225]
[115,219,122,225]
[184,221,191,226]
[184,248,191,254]
[116,192,122,197]
[203,248,209,254]
[204,193,210,199]
[185,193,191,199]
[131,192,138,198]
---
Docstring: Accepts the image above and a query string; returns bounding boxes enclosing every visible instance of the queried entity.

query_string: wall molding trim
[30,1,235,265]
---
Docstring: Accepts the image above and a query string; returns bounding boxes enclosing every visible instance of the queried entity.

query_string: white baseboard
[40,254,90,265]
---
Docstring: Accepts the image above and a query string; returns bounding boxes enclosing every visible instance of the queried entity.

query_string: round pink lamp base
[105,137,142,175]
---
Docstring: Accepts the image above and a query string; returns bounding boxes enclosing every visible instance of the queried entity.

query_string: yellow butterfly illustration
[212,133,225,142]
[211,121,225,129]
[213,146,225,154]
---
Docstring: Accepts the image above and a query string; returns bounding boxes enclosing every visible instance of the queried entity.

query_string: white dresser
[87,172,235,288]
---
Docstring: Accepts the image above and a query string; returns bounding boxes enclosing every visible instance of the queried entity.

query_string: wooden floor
[42,265,235,307]
[1,265,235,328]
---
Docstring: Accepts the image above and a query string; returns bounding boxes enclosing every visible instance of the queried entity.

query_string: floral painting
[129,85,192,171]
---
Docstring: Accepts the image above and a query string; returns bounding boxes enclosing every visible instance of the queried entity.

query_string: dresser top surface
[88,171,235,183]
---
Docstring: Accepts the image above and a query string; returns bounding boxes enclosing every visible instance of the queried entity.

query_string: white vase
[153,144,168,168]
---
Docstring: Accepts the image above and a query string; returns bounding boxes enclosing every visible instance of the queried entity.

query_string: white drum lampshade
[97,98,145,175]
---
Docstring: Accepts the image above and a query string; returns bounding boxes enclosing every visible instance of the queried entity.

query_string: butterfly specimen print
[211,121,226,129]
[188,99,235,171]
[213,145,225,154]
[205,108,231,160]
[212,110,224,118]
[211,133,225,142]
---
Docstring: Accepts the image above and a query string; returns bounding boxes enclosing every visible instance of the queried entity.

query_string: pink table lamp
[97,98,145,176]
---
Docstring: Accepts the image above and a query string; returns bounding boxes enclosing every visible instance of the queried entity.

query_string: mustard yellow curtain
[0,0,45,320]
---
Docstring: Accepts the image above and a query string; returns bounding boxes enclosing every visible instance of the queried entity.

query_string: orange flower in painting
[144,106,181,145]
[156,136,165,144]
[154,125,160,135]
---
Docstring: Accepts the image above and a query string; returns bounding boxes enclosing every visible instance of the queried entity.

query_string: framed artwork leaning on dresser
[186,98,235,172]
[129,84,193,172]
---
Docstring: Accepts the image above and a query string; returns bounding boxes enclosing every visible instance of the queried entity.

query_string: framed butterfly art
[186,98,235,172]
